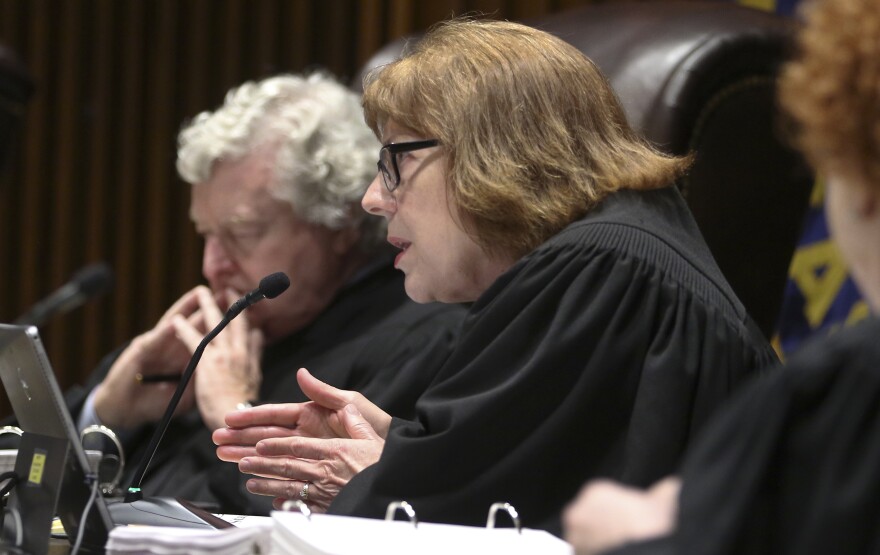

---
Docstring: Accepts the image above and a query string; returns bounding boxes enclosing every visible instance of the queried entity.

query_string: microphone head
[259,272,290,299]
[72,262,114,297]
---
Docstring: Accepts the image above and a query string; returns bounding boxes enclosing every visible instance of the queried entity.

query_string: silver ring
[299,482,310,502]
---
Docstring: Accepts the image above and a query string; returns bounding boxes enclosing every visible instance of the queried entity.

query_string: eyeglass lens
[379,148,397,190]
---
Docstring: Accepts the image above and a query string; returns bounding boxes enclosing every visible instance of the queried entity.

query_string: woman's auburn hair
[363,18,691,259]
[779,0,880,189]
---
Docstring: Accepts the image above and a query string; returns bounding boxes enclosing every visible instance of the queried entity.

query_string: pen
[135,373,182,384]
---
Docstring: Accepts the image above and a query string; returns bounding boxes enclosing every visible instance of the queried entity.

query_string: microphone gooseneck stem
[124,310,238,502]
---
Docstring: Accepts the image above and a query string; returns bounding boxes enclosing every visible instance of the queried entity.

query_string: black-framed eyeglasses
[377,139,440,193]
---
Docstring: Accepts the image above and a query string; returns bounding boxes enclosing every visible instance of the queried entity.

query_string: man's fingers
[156,287,204,325]
[196,286,226,331]
[248,328,264,366]
[171,314,204,353]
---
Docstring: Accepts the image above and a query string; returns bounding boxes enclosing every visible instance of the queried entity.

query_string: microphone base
[107,496,232,529]
[123,488,143,503]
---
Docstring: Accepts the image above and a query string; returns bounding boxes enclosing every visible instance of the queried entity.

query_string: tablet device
[0,324,111,553]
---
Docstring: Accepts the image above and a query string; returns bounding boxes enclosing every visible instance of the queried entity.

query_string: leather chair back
[355,1,813,338]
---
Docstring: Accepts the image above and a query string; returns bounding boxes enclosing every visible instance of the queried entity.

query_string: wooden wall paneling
[0,0,23,326]
[252,0,280,79]
[113,0,146,349]
[0,0,29,417]
[45,0,85,388]
[355,0,384,74]
[282,1,314,76]
[316,0,356,79]
[19,0,51,315]
[222,0,246,95]
[511,0,554,20]
[177,0,211,298]
[141,0,177,328]
[387,0,416,38]
[80,0,116,382]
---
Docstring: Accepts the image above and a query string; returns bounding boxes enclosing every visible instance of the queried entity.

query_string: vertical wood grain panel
[143,0,176,325]
[177,0,211,297]
[112,0,145,348]
[81,0,116,375]
[19,0,50,309]
[47,0,84,388]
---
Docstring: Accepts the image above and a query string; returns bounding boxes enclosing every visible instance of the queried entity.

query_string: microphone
[122,272,290,506]
[225,271,291,318]
[13,262,114,327]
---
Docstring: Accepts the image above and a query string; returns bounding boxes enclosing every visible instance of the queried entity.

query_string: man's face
[189,148,356,342]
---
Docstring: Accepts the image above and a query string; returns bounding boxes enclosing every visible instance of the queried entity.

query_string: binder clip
[280,499,311,520]
[385,500,418,528]
[487,502,521,533]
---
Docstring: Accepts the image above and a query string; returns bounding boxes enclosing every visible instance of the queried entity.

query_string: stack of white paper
[105,522,273,555]
[271,511,574,555]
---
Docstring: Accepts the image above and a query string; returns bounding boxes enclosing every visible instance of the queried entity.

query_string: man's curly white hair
[177,72,383,252]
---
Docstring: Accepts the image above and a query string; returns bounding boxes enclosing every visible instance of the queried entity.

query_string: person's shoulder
[548,186,699,256]
[532,186,747,322]
[784,316,880,376]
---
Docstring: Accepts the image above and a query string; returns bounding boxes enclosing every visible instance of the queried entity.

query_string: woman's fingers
[247,478,335,513]
[222,403,304,428]
[296,368,352,410]
[213,424,298,445]
[215,445,259,463]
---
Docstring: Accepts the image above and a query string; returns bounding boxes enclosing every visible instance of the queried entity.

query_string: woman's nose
[361,172,396,217]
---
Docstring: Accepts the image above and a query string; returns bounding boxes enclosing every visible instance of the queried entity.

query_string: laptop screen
[0,324,111,552]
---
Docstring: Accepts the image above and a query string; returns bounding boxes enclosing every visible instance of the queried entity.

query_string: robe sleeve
[672,317,880,555]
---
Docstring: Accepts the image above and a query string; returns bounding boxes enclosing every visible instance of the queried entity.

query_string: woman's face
[825,171,880,312]
[361,121,513,303]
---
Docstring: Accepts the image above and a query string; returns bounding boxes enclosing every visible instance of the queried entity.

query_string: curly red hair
[779,0,880,187]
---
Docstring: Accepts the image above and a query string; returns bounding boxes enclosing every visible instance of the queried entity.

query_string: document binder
[271,501,574,554]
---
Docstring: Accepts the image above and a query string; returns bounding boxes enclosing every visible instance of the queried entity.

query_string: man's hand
[173,287,264,430]
[92,287,204,430]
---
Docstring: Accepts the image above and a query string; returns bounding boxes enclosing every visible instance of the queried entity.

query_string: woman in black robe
[563,0,880,552]
[212,18,776,532]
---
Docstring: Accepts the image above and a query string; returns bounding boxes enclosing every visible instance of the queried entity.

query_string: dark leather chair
[355,1,813,339]
[0,44,33,174]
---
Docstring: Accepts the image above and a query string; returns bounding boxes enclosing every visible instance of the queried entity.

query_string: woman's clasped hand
[213,368,389,512]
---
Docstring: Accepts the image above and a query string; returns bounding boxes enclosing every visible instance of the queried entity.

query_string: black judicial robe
[609,316,880,555]
[74,260,466,514]
[329,186,778,532]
